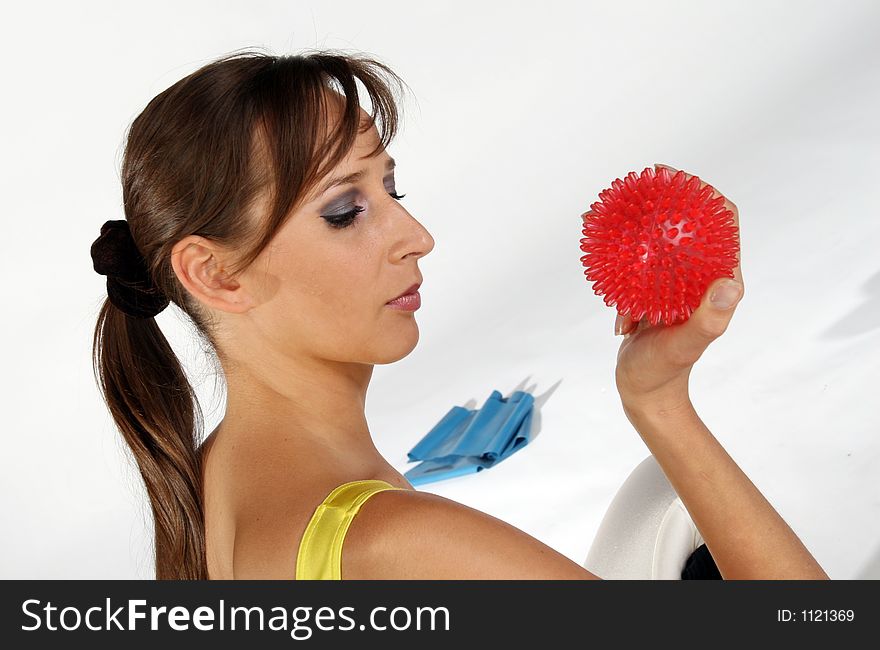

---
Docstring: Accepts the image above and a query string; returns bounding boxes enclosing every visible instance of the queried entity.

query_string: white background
[1,0,878,579]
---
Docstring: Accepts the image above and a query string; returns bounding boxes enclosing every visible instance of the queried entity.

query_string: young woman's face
[240,108,435,367]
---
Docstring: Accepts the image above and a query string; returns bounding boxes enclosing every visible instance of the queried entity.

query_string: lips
[388,282,421,303]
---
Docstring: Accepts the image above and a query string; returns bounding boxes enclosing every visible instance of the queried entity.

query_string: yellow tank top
[295,479,406,580]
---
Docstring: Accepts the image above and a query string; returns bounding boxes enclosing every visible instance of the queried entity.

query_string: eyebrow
[316,156,396,196]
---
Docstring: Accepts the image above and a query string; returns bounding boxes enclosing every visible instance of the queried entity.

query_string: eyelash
[323,192,407,230]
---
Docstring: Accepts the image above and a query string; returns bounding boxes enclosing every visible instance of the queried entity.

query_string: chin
[373,324,420,364]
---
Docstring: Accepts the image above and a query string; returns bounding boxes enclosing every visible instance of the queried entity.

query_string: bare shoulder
[342,487,602,580]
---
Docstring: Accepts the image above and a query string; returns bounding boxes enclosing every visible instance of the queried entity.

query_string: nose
[391,205,434,262]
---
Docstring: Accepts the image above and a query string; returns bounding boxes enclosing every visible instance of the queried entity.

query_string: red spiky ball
[579,166,739,327]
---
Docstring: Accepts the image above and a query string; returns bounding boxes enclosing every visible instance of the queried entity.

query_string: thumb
[668,277,744,365]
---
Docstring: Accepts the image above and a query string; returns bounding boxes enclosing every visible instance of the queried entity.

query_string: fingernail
[710,280,743,309]
[614,317,623,336]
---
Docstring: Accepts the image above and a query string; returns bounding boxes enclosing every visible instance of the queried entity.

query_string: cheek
[309,247,374,302]
[263,233,386,356]
[298,247,380,330]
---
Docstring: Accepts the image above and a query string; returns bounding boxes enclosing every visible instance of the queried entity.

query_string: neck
[209,350,382,463]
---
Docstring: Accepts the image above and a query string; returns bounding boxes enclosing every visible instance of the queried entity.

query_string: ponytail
[91,301,206,579]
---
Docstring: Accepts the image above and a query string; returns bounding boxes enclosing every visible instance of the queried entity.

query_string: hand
[594,164,745,412]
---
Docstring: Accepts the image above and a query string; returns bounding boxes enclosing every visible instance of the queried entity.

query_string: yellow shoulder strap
[296,479,405,580]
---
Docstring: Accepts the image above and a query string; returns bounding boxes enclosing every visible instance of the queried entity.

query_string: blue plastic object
[404,389,535,486]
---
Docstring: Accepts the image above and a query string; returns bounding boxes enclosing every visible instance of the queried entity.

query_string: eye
[321,191,407,230]
[322,206,365,230]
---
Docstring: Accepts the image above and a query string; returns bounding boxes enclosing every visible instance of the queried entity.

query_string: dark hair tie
[90,219,170,319]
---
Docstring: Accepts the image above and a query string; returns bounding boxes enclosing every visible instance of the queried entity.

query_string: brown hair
[91,47,409,579]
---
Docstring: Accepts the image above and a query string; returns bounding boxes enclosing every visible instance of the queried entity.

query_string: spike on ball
[579,167,739,327]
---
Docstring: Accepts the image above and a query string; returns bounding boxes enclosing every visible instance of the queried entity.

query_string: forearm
[622,399,829,580]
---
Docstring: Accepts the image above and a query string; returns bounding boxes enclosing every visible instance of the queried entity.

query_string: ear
[170,235,255,314]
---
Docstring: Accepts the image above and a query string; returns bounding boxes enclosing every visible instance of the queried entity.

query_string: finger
[663,276,744,367]
[615,311,635,335]
[620,312,643,338]
[654,163,743,287]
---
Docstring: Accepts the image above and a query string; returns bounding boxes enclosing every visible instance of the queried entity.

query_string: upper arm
[341,488,603,580]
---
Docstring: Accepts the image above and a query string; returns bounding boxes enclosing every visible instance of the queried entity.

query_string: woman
[90,48,829,580]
